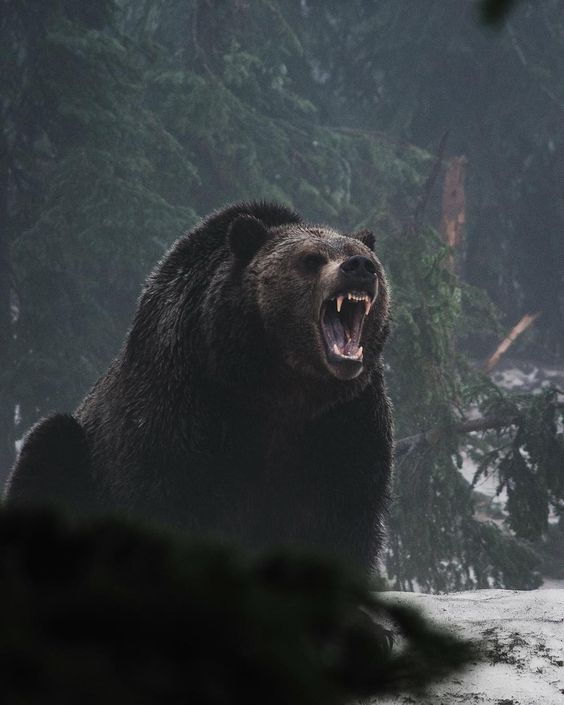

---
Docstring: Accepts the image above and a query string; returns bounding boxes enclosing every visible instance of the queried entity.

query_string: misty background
[1,0,563,592]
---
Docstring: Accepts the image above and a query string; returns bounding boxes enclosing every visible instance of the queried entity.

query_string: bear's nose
[339,255,376,279]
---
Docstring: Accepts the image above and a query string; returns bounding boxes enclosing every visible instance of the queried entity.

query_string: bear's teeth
[334,292,372,314]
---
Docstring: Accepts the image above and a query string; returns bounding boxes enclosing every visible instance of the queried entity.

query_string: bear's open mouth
[320,291,374,365]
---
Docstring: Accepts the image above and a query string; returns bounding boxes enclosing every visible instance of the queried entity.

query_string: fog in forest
[2,0,564,595]
[3,1,564,702]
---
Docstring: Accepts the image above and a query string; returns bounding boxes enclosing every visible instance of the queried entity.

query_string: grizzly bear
[5,202,393,572]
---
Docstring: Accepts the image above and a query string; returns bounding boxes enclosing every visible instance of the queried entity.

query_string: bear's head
[223,210,390,392]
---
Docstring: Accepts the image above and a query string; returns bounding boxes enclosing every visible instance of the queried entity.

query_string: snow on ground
[378,589,564,705]
[380,359,564,702]
[491,358,564,395]
[459,450,507,524]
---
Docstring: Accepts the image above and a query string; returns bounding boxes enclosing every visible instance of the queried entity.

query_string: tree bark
[440,155,466,272]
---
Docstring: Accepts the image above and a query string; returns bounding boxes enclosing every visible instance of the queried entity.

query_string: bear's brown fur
[6,202,393,572]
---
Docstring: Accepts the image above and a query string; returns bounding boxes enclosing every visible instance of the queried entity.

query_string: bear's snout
[339,255,377,286]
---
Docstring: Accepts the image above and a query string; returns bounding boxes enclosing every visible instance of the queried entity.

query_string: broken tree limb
[483,311,542,373]
[440,155,467,271]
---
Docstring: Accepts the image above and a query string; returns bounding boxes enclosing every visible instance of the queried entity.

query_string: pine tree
[0,0,197,479]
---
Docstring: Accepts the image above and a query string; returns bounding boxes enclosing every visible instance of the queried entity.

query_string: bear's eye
[302,253,326,273]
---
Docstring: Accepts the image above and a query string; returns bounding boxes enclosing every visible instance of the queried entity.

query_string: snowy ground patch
[491,358,564,397]
[378,589,564,704]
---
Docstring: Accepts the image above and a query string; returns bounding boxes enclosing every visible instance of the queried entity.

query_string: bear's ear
[228,215,271,261]
[352,229,376,252]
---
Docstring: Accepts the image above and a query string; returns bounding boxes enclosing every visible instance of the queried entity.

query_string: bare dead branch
[483,311,542,372]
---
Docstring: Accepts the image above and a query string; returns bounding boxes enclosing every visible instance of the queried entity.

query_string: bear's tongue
[321,298,365,360]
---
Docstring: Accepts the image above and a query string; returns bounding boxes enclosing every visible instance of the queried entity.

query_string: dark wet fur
[5,202,393,573]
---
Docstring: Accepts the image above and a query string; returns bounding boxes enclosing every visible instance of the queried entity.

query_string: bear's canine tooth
[333,343,341,356]
[364,298,372,315]
[336,295,344,313]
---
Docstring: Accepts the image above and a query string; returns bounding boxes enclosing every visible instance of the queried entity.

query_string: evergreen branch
[395,404,564,457]
[326,126,409,147]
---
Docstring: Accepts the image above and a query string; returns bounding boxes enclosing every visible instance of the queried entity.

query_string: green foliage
[380,220,544,591]
[136,1,426,225]
[384,226,461,435]
[470,388,564,542]
[2,0,199,428]
[0,507,473,703]
[3,0,430,432]
[300,0,564,352]
[286,0,564,590]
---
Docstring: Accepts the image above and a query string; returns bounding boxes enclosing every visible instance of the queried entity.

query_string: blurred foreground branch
[0,507,473,704]
[479,0,522,26]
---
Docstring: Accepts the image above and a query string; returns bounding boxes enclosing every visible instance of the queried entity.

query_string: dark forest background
[1,0,563,592]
